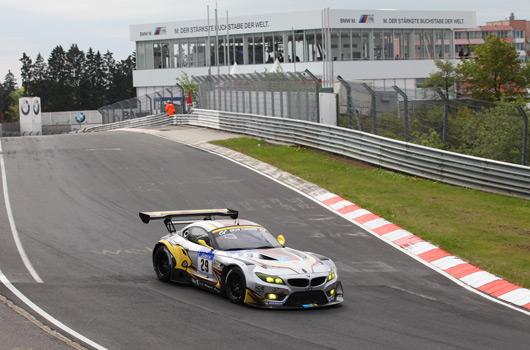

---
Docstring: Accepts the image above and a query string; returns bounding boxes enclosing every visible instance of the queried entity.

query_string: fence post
[516,105,528,166]
[361,83,377,134]
[434,88,449,143]
[175,84,185,114]
[287,72,302,120]
[305,69,321,123]
[146,94,153,116]
[260,73,268,116]
[337,76,361,130]
[268,74,274,116]
[392,86,409,142]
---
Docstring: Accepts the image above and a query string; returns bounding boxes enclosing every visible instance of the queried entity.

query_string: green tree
[108,53,136,103]
[457,34,524,101]
[418,59,458,98]
[176,72,198,102]
[1,70,18,121]
[65,44,86,109]
[46,45,70,110]
[20,53,33,91]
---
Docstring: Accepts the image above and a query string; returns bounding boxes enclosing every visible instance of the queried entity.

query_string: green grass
[212,137,530,289]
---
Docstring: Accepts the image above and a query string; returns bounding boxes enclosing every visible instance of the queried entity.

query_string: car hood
[226,247,330,275]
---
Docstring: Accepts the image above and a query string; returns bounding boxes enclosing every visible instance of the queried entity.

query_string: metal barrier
[87,113,172,132]
[184,109,530,199]
[97,85,186,123]
[86,109,530,199]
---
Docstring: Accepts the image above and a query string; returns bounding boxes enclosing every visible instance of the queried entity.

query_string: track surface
[1,131,529,350]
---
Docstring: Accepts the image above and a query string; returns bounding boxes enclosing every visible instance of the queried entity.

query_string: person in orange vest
[165,100,175,116]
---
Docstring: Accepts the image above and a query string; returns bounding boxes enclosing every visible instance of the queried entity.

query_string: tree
[457,34,525,101]
[17,45,136,112]
[20,53,33,91]
[418,59,458,98]
[65,44,86,109]
[176,72,198,102]
[46,46,70,110]
[1,71,18,121]
[108,54,136,103]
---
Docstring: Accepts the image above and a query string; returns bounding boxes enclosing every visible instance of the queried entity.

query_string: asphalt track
[0,127,529,350]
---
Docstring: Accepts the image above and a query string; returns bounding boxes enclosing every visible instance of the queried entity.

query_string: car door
[184,226,216,283]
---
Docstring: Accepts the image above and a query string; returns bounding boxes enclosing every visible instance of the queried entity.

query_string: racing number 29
[200,258,209,273]
[198,252,213,277]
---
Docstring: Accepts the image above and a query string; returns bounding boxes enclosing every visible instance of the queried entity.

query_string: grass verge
[212,137,530,289]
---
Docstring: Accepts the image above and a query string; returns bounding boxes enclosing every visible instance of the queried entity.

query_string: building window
[294,31,304,62]
[341,29,351,60]
[136,42,146,70]
[274,32,284,62]
[197,38,207,67]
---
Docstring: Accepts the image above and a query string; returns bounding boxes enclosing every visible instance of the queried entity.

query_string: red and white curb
[315,192,530,311]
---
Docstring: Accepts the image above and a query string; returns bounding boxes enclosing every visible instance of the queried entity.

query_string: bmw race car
[139,209,344,309]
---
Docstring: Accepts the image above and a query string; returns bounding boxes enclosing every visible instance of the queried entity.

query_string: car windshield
[211,226,282,251]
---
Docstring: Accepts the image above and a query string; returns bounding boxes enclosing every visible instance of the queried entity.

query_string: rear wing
[139,208,238,225]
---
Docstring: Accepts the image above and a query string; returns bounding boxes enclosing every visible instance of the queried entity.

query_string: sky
[1,0,528,86]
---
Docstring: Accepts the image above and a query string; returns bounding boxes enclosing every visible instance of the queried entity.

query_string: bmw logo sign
[21,100,30,115]
[75,112,86,123]
[33,100,40,115]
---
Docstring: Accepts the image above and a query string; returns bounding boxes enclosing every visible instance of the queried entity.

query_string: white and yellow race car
[139,209,344,309]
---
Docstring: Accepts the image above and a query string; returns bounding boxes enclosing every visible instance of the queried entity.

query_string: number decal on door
[197,252,214,278]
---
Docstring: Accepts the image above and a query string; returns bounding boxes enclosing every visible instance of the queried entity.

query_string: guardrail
[87,109,530,199]
[86,113,172,132]
[184,109,530,199]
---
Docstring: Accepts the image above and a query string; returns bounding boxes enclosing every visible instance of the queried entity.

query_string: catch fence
[337,80,529,165]
[193,70,321,123]
[98,85,187,124]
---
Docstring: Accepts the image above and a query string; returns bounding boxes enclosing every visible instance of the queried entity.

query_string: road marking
[0,141,43,283]
[90,247,152,255]
[0,268,107,350]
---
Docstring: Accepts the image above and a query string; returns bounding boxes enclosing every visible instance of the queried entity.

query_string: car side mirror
[277,235,285,246]
[198,239,213,250]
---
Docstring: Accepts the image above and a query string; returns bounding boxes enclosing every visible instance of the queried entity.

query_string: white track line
[0,141,43,283]
[0,267,107,350]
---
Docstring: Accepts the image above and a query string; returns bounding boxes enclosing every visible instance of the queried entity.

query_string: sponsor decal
[302,304,318,308]
[265,300,284,306]
[359,14,374,23]
[197,251,214,278]
[154,26,166,35]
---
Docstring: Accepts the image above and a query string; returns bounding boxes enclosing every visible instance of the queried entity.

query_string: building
[130,9,475,96]
[455,13,530,60]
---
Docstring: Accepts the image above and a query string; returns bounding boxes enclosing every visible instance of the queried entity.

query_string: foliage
[448,103,525,163]
[456,34,525,101]
[176,72,198,101]
[0,70,18,121]
[418,59,458,98]
[19,44,135,112]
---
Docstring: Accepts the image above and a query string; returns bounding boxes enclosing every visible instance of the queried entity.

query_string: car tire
[225,267,246,304]
[153,246,172,282]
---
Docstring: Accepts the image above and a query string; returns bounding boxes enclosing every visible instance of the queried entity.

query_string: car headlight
[256,272,285,285]
[328,271,336,281]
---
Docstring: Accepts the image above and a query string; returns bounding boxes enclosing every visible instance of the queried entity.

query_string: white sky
[1,0,528,86]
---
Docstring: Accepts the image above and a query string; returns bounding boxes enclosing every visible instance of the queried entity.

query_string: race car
[139,209,344,309]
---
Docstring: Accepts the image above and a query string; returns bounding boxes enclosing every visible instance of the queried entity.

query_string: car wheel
[225,267,246,304]
[153,246,172,282]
